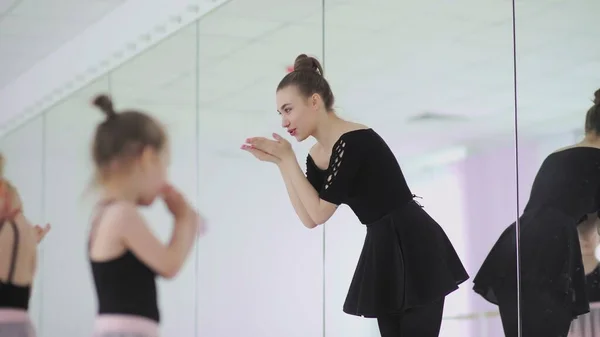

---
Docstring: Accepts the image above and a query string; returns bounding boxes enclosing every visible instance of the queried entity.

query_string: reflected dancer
[474,89,600,337]
[0,154,51,337]
[243,54,469,337]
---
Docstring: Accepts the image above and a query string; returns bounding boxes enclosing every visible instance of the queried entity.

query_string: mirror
[20,20,201,336]
[322,1,519,336]
[34,76,110,336]
[195,1,325,336]
[515,1,600,336]
[107,21,201,336]
[0,115,45,331]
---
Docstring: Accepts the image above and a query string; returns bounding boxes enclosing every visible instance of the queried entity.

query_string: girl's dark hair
[584,89,600,134]
[91,94,166,180]
[276,54,335,111]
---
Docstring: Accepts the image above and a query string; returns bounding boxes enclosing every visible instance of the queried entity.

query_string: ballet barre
[437,303,600,337]
[442,310,500,320]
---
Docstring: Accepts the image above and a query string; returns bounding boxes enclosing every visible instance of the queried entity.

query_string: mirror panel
[107,21,201,336]
[515,1,600,336]
[195,1,325,336]
[322,1,519,336]
[0,116,45,330]
[38,76,110,336]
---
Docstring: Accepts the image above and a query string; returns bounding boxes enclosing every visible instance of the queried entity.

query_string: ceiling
[32,0,600,158]
[0,0,124,89]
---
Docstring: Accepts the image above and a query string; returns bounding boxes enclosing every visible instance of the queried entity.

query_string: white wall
[195,154,323,337]
[37,78,109,337]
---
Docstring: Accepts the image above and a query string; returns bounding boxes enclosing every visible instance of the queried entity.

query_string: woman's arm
[279,159,338,225]
[278,165,318,228]
[278,136,364,225]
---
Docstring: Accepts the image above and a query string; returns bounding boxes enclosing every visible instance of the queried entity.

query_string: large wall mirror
[195,1,324,336]
[515,1,600,337]
[321,1,519,337]
[0,1,526,337]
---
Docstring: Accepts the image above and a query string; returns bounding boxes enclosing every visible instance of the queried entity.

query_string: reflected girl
[243,54,469,337]
[88,95,204,337]
[474,89,600,337]
[0,154,50,337]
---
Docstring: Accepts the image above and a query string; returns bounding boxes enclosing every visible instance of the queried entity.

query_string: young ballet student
[242,54,469,337]
[0,154,51,337]
[88,95,203,337]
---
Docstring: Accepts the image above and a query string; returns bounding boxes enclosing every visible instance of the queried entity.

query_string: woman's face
[276,85,320,142]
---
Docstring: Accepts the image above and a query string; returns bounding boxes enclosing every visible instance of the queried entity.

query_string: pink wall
[455,141,541,337]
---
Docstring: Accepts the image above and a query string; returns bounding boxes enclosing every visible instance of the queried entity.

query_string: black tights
[376,298,445,337]
[495,286,572,337]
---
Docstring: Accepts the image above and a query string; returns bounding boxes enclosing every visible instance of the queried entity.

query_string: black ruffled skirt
[343,200,469,317]
[473,208,589,319]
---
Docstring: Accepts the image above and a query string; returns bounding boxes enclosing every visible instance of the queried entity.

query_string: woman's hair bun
[93,94,117,119]
[293,54,324,76]
[594,89,600,105]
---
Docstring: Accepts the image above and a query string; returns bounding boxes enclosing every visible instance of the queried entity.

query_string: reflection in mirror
[35,76,110,336]
[322,1,517,336]
[107,21,200,337]
[27,20,201,336]
[195,1,323,336]
[513,2,600,336]
[0,116,45,336]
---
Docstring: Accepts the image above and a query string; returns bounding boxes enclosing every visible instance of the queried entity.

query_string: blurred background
[0,0,598,336]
